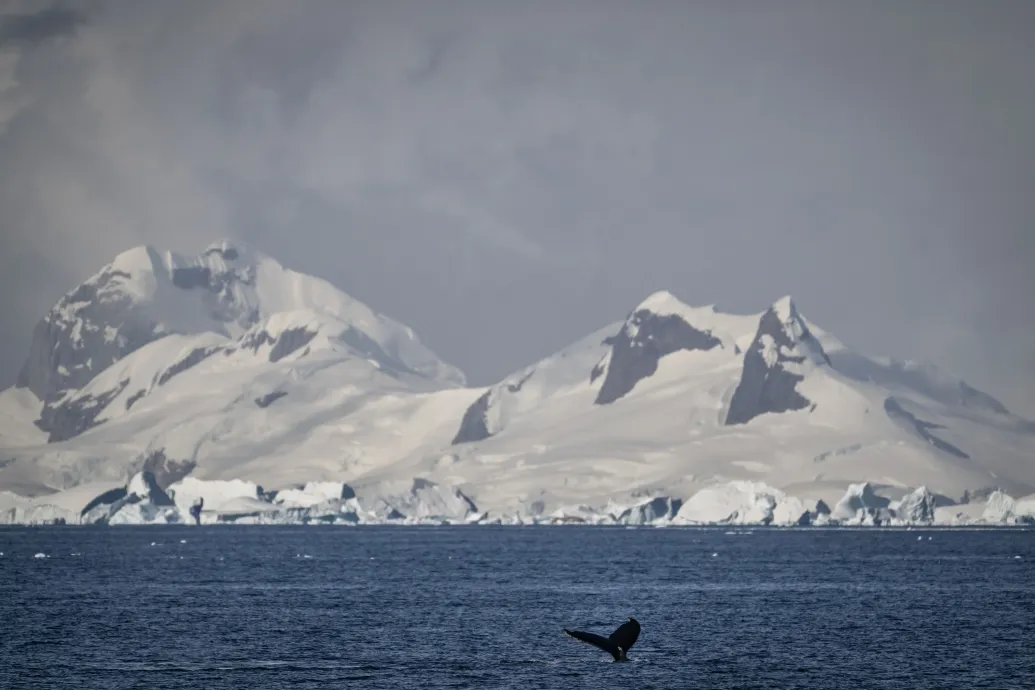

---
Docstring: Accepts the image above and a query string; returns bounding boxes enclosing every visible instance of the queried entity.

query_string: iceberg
[672,481,818,526]
[890,486,938,524]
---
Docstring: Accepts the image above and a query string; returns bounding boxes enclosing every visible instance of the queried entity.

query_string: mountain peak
[636,289,685,313]
[15,239,466,438]
[593,291,724,405]
[772,294,797,322]
[724,295,831,426]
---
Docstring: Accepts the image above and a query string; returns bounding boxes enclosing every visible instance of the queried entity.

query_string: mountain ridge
[2,240,1033,526]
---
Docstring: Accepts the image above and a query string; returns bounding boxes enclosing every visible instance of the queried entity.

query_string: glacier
[2,240,1034,528]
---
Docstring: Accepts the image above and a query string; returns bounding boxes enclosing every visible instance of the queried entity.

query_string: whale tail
[563,617,640,662]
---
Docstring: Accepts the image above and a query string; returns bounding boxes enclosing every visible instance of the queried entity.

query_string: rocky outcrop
[254,391,288,408]
[268,327,317,363]
[16,266,162,403]
[595,310,721,405]
[883,397,969,459]
[156,345,224,386]
[725,297,830,425]
[40,377,130,442]
[451,389,492,444]
[139,449,196,489]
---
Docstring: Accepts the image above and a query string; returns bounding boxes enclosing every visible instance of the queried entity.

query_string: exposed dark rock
[595,310,721,405]
[506,371,534,394]
[41,377,131,443]
[124,389,146,410]
[240,329,275,353]
[268,327,317,363]
[725,306,829,426]
[205,246,239,261]
[171,266,212,290]
[169,262,257,324]
[449,368,536,445]
[883,397,970,459]
[257,486,278,502]
[239,325,318,363]
[157,345,223,386]
[17,268,164,402]
[254,391,288,408]
[133,469,176,506]
[80,487,128,517]
[451,389,492,445]
[16,252,263,442]
[140,449,196,490]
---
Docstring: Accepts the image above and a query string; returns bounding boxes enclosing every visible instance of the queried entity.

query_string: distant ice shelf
[2,474,1032,528]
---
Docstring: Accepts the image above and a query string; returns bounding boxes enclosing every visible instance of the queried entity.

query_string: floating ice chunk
[892,487,938,524]
[673,481,816,526]
[33,552,47,559]
[353,477,478,523]
[981,490,1017,524]
[831,483,893,524]
[167,477,262,514]
[612,496,682,525]
[273,481,355,508]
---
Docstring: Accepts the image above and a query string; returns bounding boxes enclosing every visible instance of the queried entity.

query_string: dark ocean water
[1,526,1033,690]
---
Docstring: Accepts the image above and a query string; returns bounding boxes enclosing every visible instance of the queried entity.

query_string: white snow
[891,486,938,524]
[0,388,45,446]
[831,483,891,523]
[166,477,261,514]
[273,481,349,508]
[982,490,1018,523]
[0,480,123,525]
[672,481,814,526]
[2,245,1034,528]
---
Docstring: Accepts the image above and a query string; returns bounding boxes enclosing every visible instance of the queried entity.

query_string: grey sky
[1,0,1033,416]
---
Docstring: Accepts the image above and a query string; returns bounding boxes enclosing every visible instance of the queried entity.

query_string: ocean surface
[2,526,1033,690]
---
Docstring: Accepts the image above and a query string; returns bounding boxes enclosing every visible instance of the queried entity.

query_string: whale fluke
[563,617,640,662]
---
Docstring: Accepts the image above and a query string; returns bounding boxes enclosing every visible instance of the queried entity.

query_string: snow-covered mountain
[2,243,1033,526]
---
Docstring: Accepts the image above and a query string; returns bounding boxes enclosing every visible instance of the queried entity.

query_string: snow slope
[2,242,1033,527]
[13,239,464,445]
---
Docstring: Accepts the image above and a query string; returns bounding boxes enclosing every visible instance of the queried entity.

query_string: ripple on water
[1,526,1033,689]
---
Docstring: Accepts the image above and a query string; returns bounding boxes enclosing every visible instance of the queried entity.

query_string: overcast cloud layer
[1,0,1033,416]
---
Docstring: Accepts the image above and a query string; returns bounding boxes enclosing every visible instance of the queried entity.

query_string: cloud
[0,4,84,134]
[0,5,83,46]
[0,0,1033,417]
